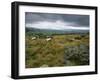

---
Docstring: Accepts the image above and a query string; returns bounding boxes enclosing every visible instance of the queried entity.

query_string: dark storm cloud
[61,15,89,27]
[25,12,63,23]
[25,12,89,27]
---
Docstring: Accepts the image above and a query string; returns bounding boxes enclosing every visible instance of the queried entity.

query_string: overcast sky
[25,12,89,30]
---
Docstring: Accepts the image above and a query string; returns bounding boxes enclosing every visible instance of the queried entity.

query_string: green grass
[25,34,89,68]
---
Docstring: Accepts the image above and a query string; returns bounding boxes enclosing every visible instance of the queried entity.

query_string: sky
[25,12,89,31]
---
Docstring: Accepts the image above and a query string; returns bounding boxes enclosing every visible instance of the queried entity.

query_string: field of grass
[25,34,89,68]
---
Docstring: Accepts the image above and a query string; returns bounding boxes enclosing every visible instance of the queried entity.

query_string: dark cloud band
[25,12,89,28]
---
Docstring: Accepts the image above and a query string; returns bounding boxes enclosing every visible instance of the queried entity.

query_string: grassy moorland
[25,29,89,68]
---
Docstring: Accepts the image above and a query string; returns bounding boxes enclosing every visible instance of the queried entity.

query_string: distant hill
[26,27,89,35]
